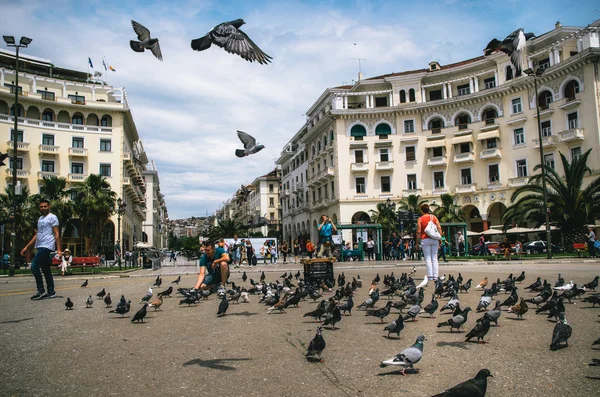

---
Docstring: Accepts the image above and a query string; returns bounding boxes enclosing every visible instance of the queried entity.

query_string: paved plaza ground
[1,259,599,396]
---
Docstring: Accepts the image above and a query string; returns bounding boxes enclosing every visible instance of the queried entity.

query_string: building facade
[278,19,600,246]
[0,49,156,257]
[142,160,168,249]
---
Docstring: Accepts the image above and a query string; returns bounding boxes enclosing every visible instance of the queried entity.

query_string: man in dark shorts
[192,240,230,290]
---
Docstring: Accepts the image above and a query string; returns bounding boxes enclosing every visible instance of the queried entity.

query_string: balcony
[533,108,554,118]
[123,177,131,186]
[558,128,584,143]
[6,141,30,152]
[37,171,58,180]
[453,152,475,163]
[293,183,304,193]
[5,169,29,178]
[350,163,369,173]
[558,98,581,111]
[402,189,421,197]
[509,176,528,187]
[69,147,88,157]
[38,144,60,155]
[455,183,477,194]
[317,167,335,182]
[427,156,447,167]
[67,173,87,182]
[480,148,502,159]
[532,135,558,149]
[375,161,394,171]
[0,114,113,133]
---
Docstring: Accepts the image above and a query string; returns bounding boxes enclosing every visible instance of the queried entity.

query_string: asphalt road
[0,261,599,397]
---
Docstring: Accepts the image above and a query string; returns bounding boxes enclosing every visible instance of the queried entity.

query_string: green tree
[369,202,398,238]
[207,218,244,241]
[432,194,465,222]
[35,176,73,234]
[72,174,117,255]
[0,186,39,257]
[502,149,600,247]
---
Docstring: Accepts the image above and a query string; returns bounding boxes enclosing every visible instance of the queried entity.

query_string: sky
[1,0,599,219]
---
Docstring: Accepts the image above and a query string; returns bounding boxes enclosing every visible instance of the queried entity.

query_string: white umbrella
[532,224,560,231]
[134,242,153,249]
[505,227,536,234]
[467,230,479,237]
[481,229,504,235]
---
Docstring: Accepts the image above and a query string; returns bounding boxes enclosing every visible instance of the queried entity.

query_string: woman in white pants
[416,204,443,282]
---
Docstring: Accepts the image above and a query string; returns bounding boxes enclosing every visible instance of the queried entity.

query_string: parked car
[469,241,500,256]
[523,241,564,254]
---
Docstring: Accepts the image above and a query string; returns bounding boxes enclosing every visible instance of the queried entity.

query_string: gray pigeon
[437,307,471,332]
[235,130,265,158]
[306,326,326,362]
[191,19,272,64]
[380,335,426,375]
[0,151,8,167]
[550,313,572,351]
[487,300,502,326]
[483,28,534,75]
[130,20,163,61]
[383,313,404,339]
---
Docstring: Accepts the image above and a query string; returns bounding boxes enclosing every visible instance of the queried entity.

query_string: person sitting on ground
[192,240,230,291]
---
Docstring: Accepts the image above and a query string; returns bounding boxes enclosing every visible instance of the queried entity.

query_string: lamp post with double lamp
[116,198,126,270]
[3,36,32,277]
[524,66,552,260]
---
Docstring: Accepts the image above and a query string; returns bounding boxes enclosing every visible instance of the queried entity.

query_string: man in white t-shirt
[21,199,61,300]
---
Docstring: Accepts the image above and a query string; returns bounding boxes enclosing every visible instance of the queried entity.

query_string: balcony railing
[5,169,29,178]
[350,163,369,172]
[453,152,475,163]
[458,123,469,130]
[402,188,421,197]
[67,173,87,182]
[532,135,558,149]
[509,176,528,187]
[69,147,88,157]
[431,127,442,134]
[480,148,502,159]
[38,144,60,154]
[558,128,584,142]
[455,183,477,194]
[0,114,113,133]
[375,161,394,171]
[37,171,58,179]
[427,156,447,167]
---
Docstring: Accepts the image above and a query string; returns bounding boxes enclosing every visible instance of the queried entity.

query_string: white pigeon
[147,286,153,294]
[553,281,574,291]
[416,275,428,289]
[439,274,446,282]
[240,291,250,303]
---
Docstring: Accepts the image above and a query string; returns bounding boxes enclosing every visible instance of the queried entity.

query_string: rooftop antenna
[350,57,366,81]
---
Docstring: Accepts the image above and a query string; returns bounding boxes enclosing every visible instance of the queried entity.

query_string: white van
[223,237,278,261]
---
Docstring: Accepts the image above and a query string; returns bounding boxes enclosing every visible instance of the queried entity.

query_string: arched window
[537,90,553,110]
[399,90,406,103]
[330,130,334,142]
[375,123,391,138]
[312,146,316,156]
[350,124,367,140]
[483,108,498,124]
[317,141,321,152]
[10,104,24,117]
[408,88,416,102]
[563,80,580,101]
[428,117,444,133]
[42,109,54,122]
[72,112,84,125]
[456,113,471,130]
[505,65,513,81]
[100,115,112,127]
[323,135,327,147]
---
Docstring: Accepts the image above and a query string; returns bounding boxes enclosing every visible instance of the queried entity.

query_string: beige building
[278,19,600,245]
[0,49,154,257]
[142,160,168,249]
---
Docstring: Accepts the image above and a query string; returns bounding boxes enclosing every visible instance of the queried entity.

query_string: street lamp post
[3,36,32,277]
[116,198,126,270]
[524,66,552,260]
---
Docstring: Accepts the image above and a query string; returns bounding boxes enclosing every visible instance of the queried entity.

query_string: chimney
[555,21,561,29]
[358,72,363,81]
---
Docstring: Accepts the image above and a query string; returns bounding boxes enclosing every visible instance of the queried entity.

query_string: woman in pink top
[416,203,442,282]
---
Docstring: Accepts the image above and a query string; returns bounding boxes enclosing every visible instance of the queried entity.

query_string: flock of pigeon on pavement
[63,267,600,396]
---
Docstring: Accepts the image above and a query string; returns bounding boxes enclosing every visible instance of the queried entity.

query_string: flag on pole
[102,57,108,71]
[88,57,94,68]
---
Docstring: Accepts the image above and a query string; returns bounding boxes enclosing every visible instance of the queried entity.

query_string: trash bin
[303,258,334,284]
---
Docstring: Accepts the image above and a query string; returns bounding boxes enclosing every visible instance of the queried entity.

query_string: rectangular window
[100,139,112,152]
[356,177,366,194]
[312,190,316,202]
[429,89,442,101]
[460,168,472,185]
[331,181,335,198]
[516,159,528,177]
[513,128,525,145]
[41,160,55,172]
[42,134,54,146]
[99,164,111,177]
[324,185,328,198]
[4,83,22,95]
[541,120,552,137]
[10,129,23,142]
[571,147,582,162]
[72,137,84,148]
[404,120,415,133]
[433,171,445,189]
[432,146,443,157]
[37,90,55,101]
[380,148,389,162]
[269,184,274,193]
[405,146,416,162]
[71,162,84,174]
[484,77,496,89]
[567,112,578,129]
[269,197,275,207]
[374,97,388,107]
[457,83,470,96]
[538,57,550,70]
[381,176,391,193]
[544,153,555,169]
[355,150,364,163]
[488,164,499,183]
[269,212,275,221]
[9,157,23,170]
[486,138,497,149]
[460,142,471,154]
[407,174,417,190]
[511,98,522,114]
[68,94,85,104]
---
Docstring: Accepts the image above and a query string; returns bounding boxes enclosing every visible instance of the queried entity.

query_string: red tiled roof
[334,85,353,89]
[366,55,487,80]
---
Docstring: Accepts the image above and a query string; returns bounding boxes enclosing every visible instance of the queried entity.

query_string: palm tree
[0,186,39,256]
[432,194,465,222]
[369,201,398,238]
[397,194,428,236]
[502,149,600,247]
[35,176,73,234]
[208,218,245,241]
[72,174,117,255]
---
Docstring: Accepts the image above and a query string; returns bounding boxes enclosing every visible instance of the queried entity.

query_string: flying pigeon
[235,130,265,158]
[65,297,73,310]
[130,20,163,61]
[0,151,8,167]
[191,19,272,64]
[81,279,88,288]
[306,326,326,362]
[380,335,426,375]
[550,313,572,351]
[483,28,534,75]
[432,368,493,397]
[131,303,148,323]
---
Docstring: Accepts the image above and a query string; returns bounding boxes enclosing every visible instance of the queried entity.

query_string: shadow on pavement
[0,317,34,324]
[436,341,469,349]
[183,358,251,371]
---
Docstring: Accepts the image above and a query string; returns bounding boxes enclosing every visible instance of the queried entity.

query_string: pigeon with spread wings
[484,28,534,75]
[130,20,163,61]
[235,130,265,158]
[191,19,272,65]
